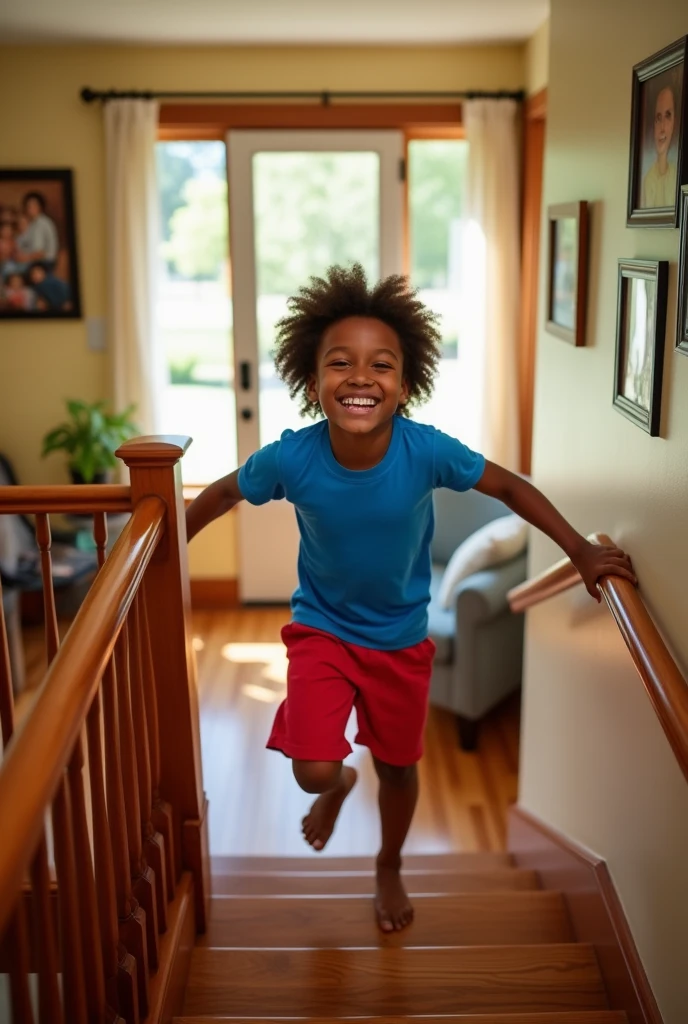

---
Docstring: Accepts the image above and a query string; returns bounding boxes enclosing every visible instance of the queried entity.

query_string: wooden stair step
[210,867,539,896]
[201,891,572,947]
[175,1014,628,1024]
[182,945,608,1016]
[211,852,512,873]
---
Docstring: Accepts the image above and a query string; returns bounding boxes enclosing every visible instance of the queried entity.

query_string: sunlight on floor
[241,683,283,704]
[221,641,288,687]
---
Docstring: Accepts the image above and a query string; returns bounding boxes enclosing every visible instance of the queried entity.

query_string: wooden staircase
[175,852,627,1024]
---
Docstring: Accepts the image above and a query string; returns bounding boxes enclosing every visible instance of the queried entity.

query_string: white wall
[520,2,688,1020]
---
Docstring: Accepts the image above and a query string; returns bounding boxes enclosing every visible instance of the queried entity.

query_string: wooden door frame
[519,88,547,476]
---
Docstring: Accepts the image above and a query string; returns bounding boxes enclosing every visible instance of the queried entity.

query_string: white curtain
[462,99,521,471]
[104,99,162,435]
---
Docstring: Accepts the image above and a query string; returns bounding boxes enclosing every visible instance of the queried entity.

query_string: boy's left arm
[474,461,636,601]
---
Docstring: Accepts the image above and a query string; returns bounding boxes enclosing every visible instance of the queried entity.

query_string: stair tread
[175,1014,628,1024]
[210,867,539,896]
[201,891,572,948]
[211,852,512,873]
[183,945,608,1016]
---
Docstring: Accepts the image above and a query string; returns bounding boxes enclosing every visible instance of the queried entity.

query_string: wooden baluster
[88,514,130,1022]
[51,776,88,1024]
[130,593,168,932]
[68,732,108,1021]
[5,893,35,1024]
[0,577,35,1023]
[36,515,90,1023]
[20,523,63,1023]
[29,842,64,1024]
[103,654,145,1024]
[114,626,159,969]
[117,438,209,932]
[96,515,146,1024]
[0,574,15,749]
[140,589,175,901]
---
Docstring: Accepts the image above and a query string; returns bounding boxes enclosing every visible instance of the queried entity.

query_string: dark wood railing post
[116,436,209,931]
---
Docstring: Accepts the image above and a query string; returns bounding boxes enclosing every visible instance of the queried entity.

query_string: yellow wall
[0,42,524,577]
[525,18,549,95]
[520,1,688,1019]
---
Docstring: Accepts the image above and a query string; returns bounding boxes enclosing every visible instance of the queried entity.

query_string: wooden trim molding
[158,102,463,139]
[526,87,548,121]
[508,532,688,786]
[519,86,547,475]
[189,578,239,609]
[509,805,662,1024]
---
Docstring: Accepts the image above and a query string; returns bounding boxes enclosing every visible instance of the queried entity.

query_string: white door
[227,130,404,602]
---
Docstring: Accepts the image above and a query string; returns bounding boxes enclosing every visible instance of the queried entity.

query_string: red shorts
[267,622,435,767]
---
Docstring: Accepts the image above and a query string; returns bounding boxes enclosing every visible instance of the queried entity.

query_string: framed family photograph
[545,201,589,347]
[0,168,82,319]
[627,36,688,227]
[613,260,668,436]
[677,185,688,355]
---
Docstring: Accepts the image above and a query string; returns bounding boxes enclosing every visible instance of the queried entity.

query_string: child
[186,264,635,933]
[4,272,35,311]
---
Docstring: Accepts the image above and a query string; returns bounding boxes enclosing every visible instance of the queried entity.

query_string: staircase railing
[508,532,688,784]
[0,436,209,1024]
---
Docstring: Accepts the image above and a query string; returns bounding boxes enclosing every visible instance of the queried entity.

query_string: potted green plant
[41,399,139,483]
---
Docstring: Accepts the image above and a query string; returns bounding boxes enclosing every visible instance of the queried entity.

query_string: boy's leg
[373,757,418,932]
[293,759,357,851]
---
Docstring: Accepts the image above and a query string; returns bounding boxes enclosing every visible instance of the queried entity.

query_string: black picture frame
[545,201,589,346]
[0,168,82,320]
[677,185,688,355]
[627,36,688,227]
[613,260,668,436]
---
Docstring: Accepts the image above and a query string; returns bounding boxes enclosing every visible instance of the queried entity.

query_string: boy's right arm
[185,469,244,543]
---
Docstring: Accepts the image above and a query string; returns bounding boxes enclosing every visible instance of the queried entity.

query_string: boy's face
[29,266,46,284]
[308,316,408,435]
[653,87,675,156]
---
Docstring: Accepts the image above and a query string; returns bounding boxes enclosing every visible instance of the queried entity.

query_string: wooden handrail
[0,495,165,937]
[0,484,132,514]
[508,532,688,785]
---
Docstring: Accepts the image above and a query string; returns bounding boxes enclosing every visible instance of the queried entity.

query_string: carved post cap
[116,435,192,469]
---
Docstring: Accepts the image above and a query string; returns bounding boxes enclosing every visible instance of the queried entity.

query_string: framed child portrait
[613,260,668,436]
[545,201,589,347]
[677,185,688,355]
[0,168,82,319]
[627,36,688,227]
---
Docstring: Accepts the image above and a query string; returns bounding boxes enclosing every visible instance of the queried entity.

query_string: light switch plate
[86,317,106,352]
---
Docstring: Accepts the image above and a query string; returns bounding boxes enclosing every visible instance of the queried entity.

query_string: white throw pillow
[437,514,528,610]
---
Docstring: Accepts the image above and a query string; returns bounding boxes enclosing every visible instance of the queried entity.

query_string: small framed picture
[613,260,668,435]
[627,37,688,227]
[0,169,82,319]
[545,201,589,347]
[677,185,688,355]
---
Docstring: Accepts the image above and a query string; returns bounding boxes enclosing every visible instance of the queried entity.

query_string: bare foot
[375,863,414,932]
[302,765,357,851]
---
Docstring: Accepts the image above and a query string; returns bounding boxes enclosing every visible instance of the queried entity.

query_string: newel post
[116,435,210,932]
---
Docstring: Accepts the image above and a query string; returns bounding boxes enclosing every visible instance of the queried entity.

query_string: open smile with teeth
[338,395,381,411]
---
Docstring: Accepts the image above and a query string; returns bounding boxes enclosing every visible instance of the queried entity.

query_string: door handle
[239,361,252,390]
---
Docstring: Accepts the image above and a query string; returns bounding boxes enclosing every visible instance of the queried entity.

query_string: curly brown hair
[273,263,442,418]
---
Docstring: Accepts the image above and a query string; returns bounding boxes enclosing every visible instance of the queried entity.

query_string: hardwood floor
[16,606,520,857]
[190,607,520,857]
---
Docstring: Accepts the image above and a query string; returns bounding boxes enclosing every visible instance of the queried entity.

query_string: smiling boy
[186,264,635,932]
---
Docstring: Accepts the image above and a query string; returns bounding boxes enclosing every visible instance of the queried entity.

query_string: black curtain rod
[80,87,524,105]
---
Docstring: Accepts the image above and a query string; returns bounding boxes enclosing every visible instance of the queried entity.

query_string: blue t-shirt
[238,417,485,650]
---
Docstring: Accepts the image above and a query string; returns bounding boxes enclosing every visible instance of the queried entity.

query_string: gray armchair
[428,487,526,750]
